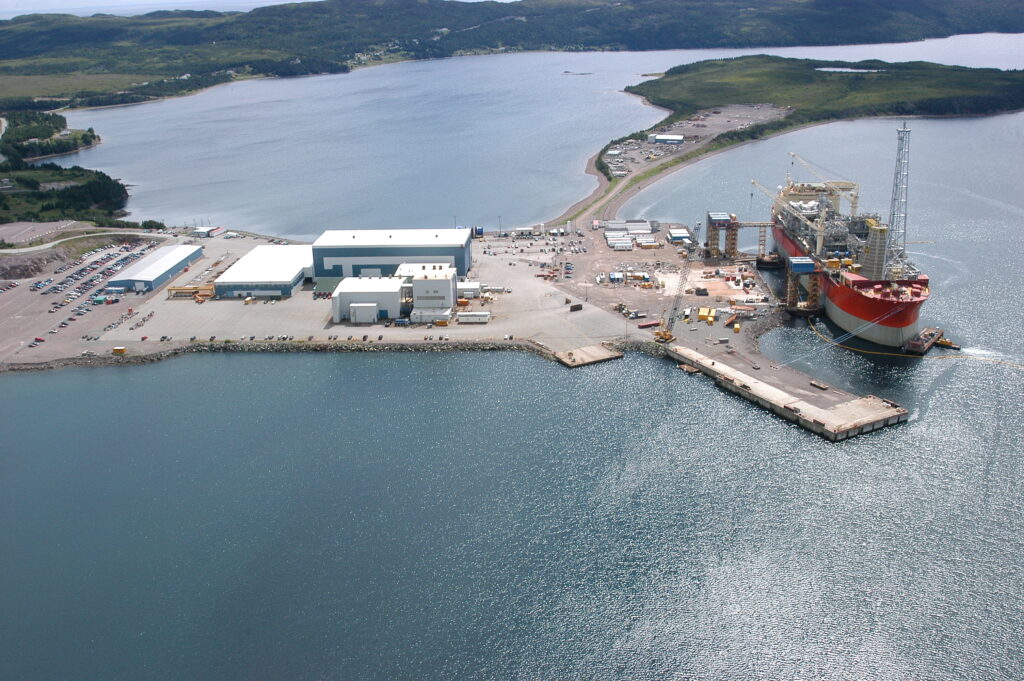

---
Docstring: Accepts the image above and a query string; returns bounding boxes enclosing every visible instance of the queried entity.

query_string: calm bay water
[5,34,1024,680]
[2,348,1022,680]
[54,32,1024,238]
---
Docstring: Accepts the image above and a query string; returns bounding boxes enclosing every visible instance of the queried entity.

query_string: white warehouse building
[214,245,313,298]
[331,277,404,323]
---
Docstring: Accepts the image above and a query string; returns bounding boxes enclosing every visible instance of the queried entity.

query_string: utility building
[313,228,472,279]
[214,245,313,299]
[107,244,202,292]
[406,263,457,323]
[191,226,224,238]
[331,277,404,323]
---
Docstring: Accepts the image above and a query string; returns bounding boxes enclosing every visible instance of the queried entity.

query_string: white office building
[330,277,404,323]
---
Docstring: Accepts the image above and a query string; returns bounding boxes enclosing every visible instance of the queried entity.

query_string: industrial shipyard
[0,125,954,440]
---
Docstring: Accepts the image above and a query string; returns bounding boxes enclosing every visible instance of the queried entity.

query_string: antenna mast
[886,122,911,279]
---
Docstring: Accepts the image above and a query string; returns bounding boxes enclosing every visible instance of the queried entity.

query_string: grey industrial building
[107,244,203,292]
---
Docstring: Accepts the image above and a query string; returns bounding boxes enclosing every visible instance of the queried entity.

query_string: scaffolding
[705,212,768,260]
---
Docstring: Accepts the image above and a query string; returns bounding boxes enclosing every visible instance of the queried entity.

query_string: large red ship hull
[772,225,926,348]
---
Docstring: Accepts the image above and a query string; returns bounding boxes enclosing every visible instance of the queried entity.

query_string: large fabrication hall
[214,245,313,298]
[312,228,472,278]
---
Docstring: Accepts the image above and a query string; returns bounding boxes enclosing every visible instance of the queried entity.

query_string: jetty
[554,344,623,367]
[666,344,908,441]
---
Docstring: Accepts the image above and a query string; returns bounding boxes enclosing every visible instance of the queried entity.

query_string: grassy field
[0,74,160,99]
[628,56,1024,122]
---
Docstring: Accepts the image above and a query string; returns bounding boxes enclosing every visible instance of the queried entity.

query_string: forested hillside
[1,0,1022,106]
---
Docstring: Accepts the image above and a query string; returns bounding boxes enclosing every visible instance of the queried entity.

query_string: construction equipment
[751,178,826,255]
[656,259,691,343]
[788,152,861,216]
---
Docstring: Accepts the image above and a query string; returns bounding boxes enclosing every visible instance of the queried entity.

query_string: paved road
[0,230,170,254]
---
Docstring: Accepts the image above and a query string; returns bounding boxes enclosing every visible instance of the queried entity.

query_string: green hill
[598,56,1024,184]
[628,56,1024,124]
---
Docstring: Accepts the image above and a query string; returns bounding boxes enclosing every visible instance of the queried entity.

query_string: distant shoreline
[23,139,102,162]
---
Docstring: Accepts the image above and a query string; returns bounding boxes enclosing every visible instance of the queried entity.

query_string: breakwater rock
[0,339,552,373]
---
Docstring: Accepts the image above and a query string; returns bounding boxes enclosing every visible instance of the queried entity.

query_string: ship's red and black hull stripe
[772,226,925,347]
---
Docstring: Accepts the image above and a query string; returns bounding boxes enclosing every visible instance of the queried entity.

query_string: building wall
[410,307,452,323]
[331,288,402,323]
[313,244,472,278]
[214,273,303,299]
[456,282,481,299]
[412,275,457,310]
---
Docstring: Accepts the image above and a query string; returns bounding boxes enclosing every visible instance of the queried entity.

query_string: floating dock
[666,344,908,441]
[554,344,623,368]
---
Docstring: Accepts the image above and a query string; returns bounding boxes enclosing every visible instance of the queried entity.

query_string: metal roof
[215,245,312,285]
[314,228,471,248]
[111,244,201,283]
[332,277,405,294]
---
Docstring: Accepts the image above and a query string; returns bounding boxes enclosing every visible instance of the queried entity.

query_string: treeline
[0,97,64,112]
[240,58,349,77]
[0,111,101,160]
[4,111,65,144]
[0,163,141,224]
[16,130,97,159]
[36,170,128,212]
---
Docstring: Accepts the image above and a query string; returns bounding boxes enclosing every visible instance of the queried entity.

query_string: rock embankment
[0,339,547,373]
[0,337,683,374]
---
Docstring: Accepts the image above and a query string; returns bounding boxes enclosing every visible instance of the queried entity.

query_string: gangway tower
[705,212,768,260]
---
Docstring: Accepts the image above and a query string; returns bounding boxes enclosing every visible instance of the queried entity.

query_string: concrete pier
[554,344,623,367]
[666,344,908,441]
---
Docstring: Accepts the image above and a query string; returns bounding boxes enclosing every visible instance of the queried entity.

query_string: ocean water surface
[2,346,1022,680]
